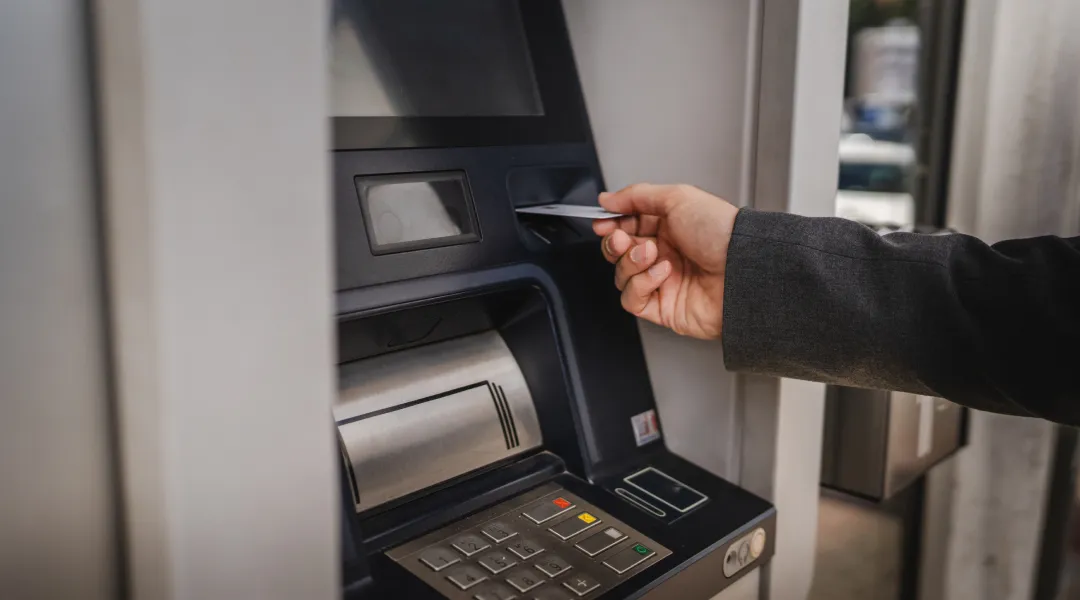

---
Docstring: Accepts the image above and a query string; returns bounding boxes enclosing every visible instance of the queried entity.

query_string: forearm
[721,209,1080,425]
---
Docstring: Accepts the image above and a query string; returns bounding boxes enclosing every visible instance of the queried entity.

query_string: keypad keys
[562,573,601,597]
[418,546,460,572]
[534,554,572,578]
[549,512,601,540]
[602,543,656,574]
[481,520,518,543]
[533,588,573,600]
[575,527,627,557]
[478,550,518,575]
[446,564,489,590]
[504,567,546,593]
[471,582,518,600]
[507,537,545,560]
[453,533,492,557]
[522,497,575,524]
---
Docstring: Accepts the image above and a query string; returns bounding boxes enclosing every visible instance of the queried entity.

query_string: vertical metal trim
[914,0,968,228]
[1032,426,1078,599]
[487,382,514,449]
[82,0,130,596]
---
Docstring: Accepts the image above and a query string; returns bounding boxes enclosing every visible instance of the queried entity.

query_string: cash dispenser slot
[336,331,544,514]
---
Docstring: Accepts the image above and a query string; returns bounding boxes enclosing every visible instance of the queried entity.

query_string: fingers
[599,183,678,217]
[592,217,619,237]
[621,260,672,318]
[614,240,658,290]
[600,229,632,263]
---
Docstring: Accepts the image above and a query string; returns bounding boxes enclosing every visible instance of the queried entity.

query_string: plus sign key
[562,572,601,597]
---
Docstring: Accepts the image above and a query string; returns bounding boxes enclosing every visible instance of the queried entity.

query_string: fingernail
[599,191,611,199]
[603,235,613,255]
[630,245,644,263]
[649,261,669,278]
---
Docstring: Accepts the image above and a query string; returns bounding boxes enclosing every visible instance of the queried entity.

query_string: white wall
[0,3,118,598]
[564,1,848,598]
[92,1,339,598]
[563,0,757,485]
[928,0,1080,598]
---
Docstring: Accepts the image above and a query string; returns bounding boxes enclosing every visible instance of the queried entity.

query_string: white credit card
[515,203,622,220]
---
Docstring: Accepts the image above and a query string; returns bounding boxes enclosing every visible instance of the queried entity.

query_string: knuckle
[673,184,696,199]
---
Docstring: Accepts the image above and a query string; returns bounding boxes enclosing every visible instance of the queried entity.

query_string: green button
[633,544,650,555]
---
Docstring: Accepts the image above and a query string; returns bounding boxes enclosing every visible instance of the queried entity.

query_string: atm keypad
[504,567,545,593]
[446,564,488,590]
[477,550,517,575]
[575,528,627,557]
[602,544,656,574]
[548,512,600,540]
[562,572,601,597]
[393,487,670,599]
[452,534,492,557]
[480,521,517,544]
[534,589,574,600]
[470,582,518,600]
[506,537,544,560]
[535,554,572,578]
[420,546,462,572]
[522,496,575,524]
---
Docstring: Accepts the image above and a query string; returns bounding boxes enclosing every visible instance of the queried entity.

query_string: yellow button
[578,513,597,524]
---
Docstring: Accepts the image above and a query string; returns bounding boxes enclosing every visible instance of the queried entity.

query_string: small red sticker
[553,497,571,509]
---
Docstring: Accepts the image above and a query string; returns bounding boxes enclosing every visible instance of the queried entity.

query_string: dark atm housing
[332,2,776,598]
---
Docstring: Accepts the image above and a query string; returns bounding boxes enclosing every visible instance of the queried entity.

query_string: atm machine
[330,1,775,598]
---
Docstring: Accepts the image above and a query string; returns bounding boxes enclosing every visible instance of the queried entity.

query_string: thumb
[599,183,676,217]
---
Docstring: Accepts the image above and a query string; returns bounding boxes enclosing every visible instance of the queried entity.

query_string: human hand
[592,183,739,340]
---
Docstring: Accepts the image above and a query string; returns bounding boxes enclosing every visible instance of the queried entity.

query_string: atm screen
[330,0,544,117]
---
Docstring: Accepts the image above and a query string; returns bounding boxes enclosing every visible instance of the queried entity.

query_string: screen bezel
[356,171,481,255]
[332,1,591,150]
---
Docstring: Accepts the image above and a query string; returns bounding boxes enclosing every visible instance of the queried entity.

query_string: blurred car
[835,133,916,228]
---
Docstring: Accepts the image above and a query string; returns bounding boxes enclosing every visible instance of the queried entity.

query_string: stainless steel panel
[335,331,542,512]
[820,385,963,500]
[883,393,964,498]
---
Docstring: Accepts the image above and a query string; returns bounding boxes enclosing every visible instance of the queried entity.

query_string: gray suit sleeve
[721,208,1080,426]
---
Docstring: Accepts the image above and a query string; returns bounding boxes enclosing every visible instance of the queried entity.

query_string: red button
[553,497,571,509]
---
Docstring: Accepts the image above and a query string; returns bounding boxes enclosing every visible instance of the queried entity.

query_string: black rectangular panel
[331,0,543,118]
[624,467,709,514]
[356,171,480,255]
[332,0,591,149]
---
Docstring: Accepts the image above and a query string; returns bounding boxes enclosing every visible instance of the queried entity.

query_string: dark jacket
[722,209,1080,426]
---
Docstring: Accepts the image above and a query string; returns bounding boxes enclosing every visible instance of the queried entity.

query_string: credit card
[515,203,622,220]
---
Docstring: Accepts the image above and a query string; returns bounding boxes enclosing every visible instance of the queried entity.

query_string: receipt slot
[331,1,775,598]
[820,386,966,500]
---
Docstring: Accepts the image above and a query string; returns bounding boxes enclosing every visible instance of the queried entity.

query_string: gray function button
[575,527,627,557]
[478,550,518,575]
[418,546,461,572]
[507,538,545,560]
[534,588,573,600]
[603,543,656,574]
[481,520,518,543]
[562,573,601,597]
[446,564,489,590]
[452,533,492,557]
[504,567,546,593]
[522,496,575,524]
[471,582,519,600]
[548,512,601,540]
[534,554,572,578]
